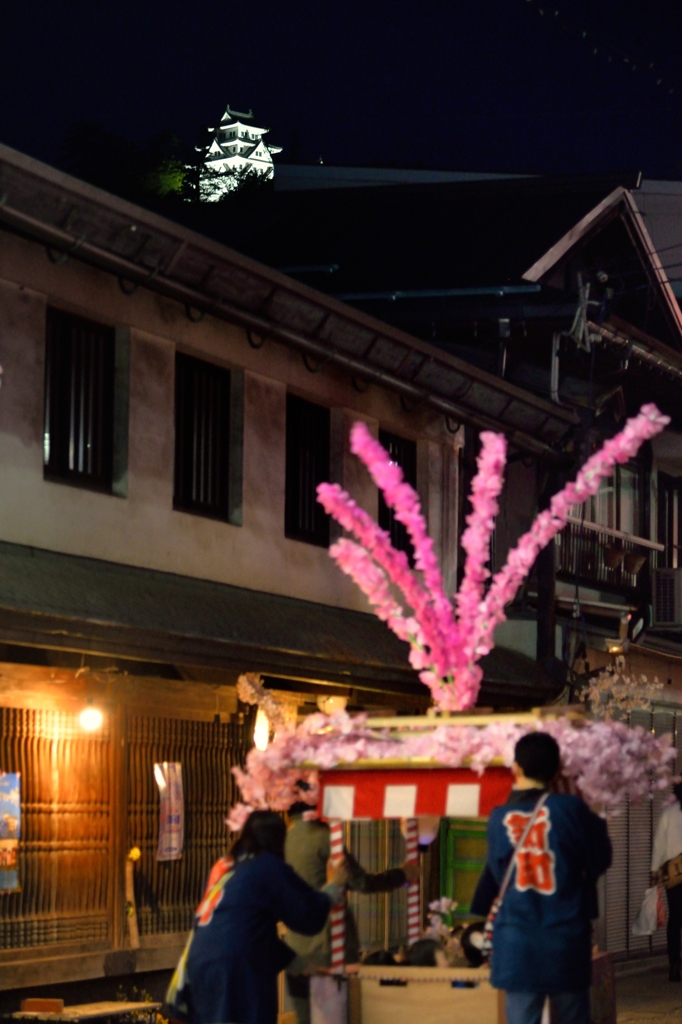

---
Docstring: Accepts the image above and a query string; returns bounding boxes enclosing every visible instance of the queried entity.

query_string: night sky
[3,0,682,178]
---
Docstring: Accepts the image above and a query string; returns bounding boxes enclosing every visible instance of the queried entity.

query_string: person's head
[673,781,682,807]
[362,950,397,966]
[230,810,286,860]
[405,938,447,967]
[460,922,485,967]
[286,780,316,822]
[513,732,561,788]
[287,801,312,819]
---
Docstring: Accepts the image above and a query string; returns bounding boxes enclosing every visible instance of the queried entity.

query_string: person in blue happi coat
[471,732,612,1024]
[182,810,347,1024]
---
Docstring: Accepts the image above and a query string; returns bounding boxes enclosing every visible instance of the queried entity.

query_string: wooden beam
[0,664,239,720]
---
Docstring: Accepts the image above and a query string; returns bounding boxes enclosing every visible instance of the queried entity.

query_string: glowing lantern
[253,708,270,751]
[316,695,348,715]
[80,705,103,731]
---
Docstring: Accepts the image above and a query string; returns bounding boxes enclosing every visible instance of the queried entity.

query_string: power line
[523,0,675,96]
[646,239,682,256]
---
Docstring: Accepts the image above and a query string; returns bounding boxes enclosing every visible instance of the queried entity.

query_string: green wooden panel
[440,818,488,919]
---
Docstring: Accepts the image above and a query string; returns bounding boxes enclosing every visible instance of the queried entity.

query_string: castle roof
[220,104,254,122]
[205,138,273,163]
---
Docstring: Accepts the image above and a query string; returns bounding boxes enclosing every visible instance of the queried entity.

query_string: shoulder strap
[497,792,549,904]
[196,860,236,926]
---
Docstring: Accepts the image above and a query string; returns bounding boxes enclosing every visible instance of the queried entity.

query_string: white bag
[310,975,348,1024]
[632,885,664,936]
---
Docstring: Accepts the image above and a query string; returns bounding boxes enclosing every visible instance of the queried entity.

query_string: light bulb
[316,695,348,715]
[253,708,269,751]
[80,706,103,731]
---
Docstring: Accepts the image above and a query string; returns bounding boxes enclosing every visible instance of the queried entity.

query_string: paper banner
[0,772,20,893]
[155,762,184,861]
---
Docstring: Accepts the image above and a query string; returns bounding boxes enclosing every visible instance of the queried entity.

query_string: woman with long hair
[652,782,682,981]
[177,811,346,1024]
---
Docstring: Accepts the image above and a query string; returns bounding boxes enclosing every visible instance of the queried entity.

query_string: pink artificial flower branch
[236,672,290,732]
[348,427,454,633]
[456,431,506,641]
[316,483,433,645]
[318,406,669,711]
[477,404,670,662]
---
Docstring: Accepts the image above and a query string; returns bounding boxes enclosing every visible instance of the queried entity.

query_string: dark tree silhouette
[61,121,273,207]
[62,122,187,203]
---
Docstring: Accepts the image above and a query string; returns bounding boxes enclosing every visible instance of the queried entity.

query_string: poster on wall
[154,762,184,861]
[0,772,20,893]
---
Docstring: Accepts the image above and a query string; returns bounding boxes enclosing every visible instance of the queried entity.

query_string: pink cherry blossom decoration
[318,405,669,711]
[226,405,673,832]
[227,710,676,828]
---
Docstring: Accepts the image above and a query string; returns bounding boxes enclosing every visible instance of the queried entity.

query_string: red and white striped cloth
[328,819,345,973]
[403,817,421,946]
[318,766,513,821]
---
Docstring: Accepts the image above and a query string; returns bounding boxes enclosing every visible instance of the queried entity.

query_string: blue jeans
[505,989,591,1024]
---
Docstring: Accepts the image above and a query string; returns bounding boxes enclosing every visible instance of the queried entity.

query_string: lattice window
[127,715,252,936]
[174,353,232,520]
[657,472,682,569]
[345,820,407,953]
[44,308,116,491]
[0,708,111,950]
[285,395,330,547]
[604,708,680,958]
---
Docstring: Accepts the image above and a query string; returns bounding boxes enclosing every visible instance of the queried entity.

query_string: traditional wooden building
[202,172,682,962]
[0,144,577,996]
[6,143,682,990]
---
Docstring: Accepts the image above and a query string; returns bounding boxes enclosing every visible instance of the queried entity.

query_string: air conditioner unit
[653,568,682,626]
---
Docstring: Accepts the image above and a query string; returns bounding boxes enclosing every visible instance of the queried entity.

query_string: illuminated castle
[200,104,282,200]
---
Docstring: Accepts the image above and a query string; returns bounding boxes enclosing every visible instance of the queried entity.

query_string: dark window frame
[658,471,682,569]
[173,352,233,523]
[378,429,417,561]
[43,307,116,493]
[285,394,330,547]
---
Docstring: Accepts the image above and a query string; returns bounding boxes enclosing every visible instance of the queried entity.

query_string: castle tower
[200,104,282,200]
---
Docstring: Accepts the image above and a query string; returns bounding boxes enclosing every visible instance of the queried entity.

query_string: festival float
[229,406,676,1024]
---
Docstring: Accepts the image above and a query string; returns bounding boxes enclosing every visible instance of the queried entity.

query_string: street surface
[617,966,682,1023]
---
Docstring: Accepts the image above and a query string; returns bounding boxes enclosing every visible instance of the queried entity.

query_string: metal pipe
[565,515,664,552]
[590,321,682,384]
[0,201,568,462]
[335,284,543,302]
[550,332,561,403]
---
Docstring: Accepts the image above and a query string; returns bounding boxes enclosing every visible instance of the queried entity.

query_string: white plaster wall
[494,620,562,660]
[0,231,462,610]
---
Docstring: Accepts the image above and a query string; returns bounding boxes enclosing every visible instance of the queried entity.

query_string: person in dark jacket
[284,806,418,1024]
[184,811,347,1024]
[474,732,612,1024]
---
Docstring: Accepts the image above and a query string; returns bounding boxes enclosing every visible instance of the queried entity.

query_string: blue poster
[0,772,20,893]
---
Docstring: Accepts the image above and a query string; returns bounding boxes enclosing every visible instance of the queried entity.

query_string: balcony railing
[555,518,663,589]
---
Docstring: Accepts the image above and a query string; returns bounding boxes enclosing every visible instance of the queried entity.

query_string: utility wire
[568,241,682,276]
[523,0,675,95]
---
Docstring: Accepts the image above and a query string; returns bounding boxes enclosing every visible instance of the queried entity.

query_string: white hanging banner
[155,762,184,861]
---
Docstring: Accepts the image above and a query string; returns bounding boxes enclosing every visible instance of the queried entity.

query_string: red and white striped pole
[404,817,421,947]
[329,819,345,973]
